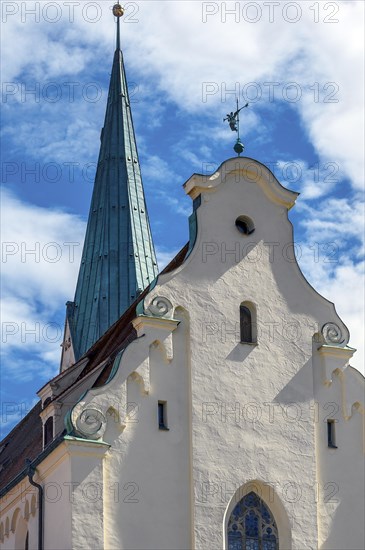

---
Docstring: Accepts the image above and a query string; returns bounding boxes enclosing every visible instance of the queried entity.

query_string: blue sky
[1,1,364,437]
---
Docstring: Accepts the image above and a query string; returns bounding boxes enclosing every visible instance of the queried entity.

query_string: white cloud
[0,188,85,378]
[300,257,364,375]
[1,0,363,385]
[140,154,192,217]
[156,246,182,271]
[293,193,365,374]
[142,154,179,183]
[1,188,85,303]
[161,194,191,217]
[129,1,364,192]
[277,159,343,201]
[2,1,363,191]
[2,99,104,165]
[297,196,365,257]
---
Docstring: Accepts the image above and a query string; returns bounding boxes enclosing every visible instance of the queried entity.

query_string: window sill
[328,444,338,449]
[159,426,169,431]
[240,341,258,346]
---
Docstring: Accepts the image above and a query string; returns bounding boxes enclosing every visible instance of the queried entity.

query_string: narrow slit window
[158,401,168,430]
[240,305,253,343]
[327,420,337,448]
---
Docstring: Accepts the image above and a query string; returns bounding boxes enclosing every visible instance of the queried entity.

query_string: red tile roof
[0,402,42,491]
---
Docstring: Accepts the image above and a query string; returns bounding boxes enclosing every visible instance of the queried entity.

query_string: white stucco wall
[0,495,37,550]
[2,158,363,550]
[153,160,323,549]
[313,350,365,549]
[109,157,362,549]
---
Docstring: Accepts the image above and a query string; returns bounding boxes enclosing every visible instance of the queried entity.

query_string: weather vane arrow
[223,99,249,156]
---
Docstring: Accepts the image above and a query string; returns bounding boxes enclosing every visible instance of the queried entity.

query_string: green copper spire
[66,4,158,361]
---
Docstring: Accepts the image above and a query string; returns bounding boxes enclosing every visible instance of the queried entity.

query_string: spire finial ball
[234,138,244,156]
[113,3,124,17]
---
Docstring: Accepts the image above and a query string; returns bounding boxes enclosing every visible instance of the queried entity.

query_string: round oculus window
[235,216,255,235]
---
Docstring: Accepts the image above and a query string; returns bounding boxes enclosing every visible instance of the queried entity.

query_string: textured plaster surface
[2,159,364,550]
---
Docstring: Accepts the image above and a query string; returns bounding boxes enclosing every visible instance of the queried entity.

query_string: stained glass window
[228,492,279,550]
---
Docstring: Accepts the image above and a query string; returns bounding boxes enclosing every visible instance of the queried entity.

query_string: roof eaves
[0,432,65,498]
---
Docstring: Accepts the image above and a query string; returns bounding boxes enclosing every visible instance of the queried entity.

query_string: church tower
[0,4,363,550]
[61,3,158,368]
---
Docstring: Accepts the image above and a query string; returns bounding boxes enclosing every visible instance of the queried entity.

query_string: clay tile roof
[0,402,42,491]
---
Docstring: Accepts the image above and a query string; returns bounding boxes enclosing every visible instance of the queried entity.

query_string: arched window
[240,302,257,344]
[43,397,52,409]
[227,491,278,550]
[44,417,54,447]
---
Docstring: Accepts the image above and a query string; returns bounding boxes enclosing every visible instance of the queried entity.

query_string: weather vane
[223,99,249,156]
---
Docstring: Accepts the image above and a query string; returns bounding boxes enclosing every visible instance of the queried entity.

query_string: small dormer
[39,396,57,449]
